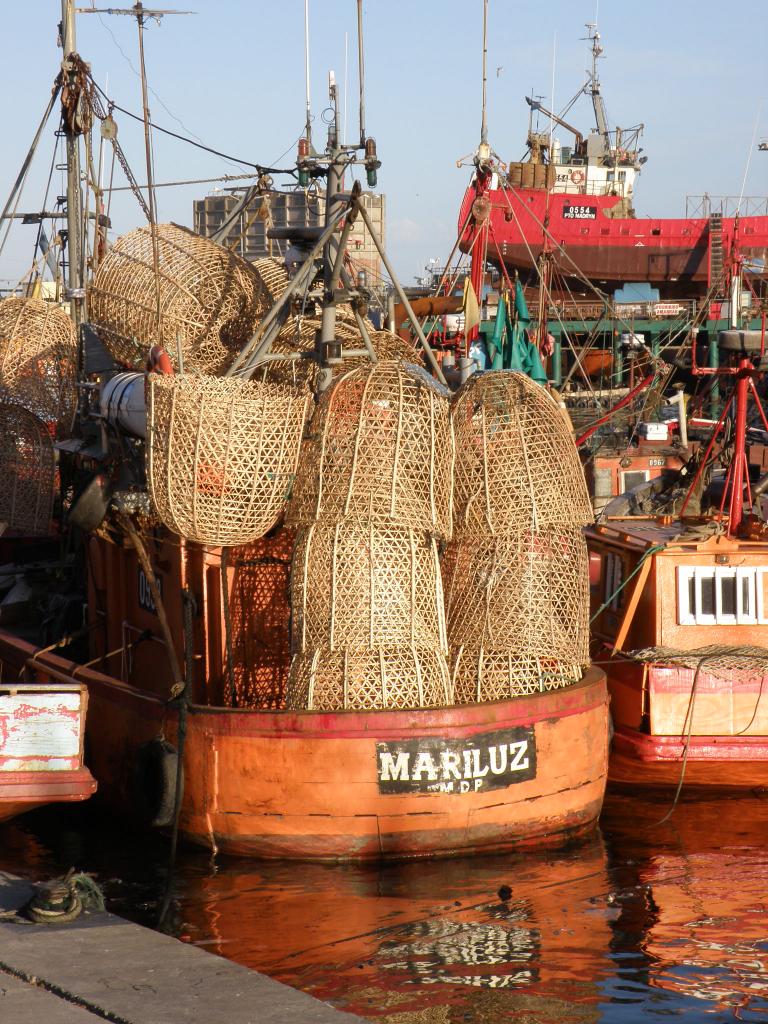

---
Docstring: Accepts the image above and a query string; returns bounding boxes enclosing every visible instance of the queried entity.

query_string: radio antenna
[356,0,365,147]
[480,0,488,146]
[304,0,312,144]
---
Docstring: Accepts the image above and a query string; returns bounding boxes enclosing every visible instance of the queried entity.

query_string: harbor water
[1,790,767,1023]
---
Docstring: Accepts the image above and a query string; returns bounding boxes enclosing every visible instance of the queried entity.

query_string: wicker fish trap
[0,297,77,429]
[0,403,56,535]
[226,527,294,709]
[452,371,592,535]
[285,644,451,711]
[255,320,422,388]
[147,375,308,547]
[444,530,590,703]
[451,650,584,704]
[291,522,448,653]
[252,257,289,303]
[88,223,267,374]
[287,360,454,536]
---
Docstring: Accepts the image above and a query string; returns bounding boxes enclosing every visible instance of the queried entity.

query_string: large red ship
[459,26,768,299]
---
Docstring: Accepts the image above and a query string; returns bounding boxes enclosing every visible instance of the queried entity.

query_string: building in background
[193,188,385,287]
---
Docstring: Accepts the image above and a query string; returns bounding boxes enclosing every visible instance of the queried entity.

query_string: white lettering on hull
[376,728,537,794]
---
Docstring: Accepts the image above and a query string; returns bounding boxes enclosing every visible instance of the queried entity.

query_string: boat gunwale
[0,628,607,737]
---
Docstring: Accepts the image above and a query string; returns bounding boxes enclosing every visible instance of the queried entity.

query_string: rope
[590,544,666,624]
[157,589,195,931]
[0,872,105,926]
[651,653,712,826]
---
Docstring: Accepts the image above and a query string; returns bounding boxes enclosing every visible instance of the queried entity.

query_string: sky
[1,0,767,289]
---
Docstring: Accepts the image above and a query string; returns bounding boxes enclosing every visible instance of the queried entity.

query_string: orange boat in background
[588,521,768,789]
[587,314,768,789]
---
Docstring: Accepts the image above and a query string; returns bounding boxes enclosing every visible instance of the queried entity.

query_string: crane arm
[526,96,583,151]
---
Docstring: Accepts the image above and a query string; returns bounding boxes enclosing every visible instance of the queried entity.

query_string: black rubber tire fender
[133,738,182,829]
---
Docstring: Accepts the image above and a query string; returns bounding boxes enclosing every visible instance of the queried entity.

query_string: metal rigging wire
[89,78,297,178]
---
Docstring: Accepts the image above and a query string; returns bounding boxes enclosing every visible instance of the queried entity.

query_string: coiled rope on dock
[0,871,105,926]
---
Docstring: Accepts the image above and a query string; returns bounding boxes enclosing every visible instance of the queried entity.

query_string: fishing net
[88,223,268,374]
[147,375,308,547]
[452,371,593,535]
[285,644,451,712]
[0,296,77,430]
[444,530,590,703]
[629,644,768,682]
[291,522,447,652]
[288,360,454,537]
[0,403,56,535]
[225,527,294,710]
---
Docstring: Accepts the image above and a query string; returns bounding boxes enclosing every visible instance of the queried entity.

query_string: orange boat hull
[580,350,613,379]
[607,660,768,788]
[0,768,96,823]
[0,632,609,860]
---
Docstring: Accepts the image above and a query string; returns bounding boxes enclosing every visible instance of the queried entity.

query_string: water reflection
[174,842,610,1022]
[1,792,768,1022]
[602,792,768,1021]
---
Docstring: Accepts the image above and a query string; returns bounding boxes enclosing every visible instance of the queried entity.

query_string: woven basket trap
[0,403,56,536]
[147,374,308,547]
[288,360,454,537]
[285,644,451,712]
[89,223,269,374]
[0,296,77,429]
[291,522,447,654]
[452,371,592,536]
[451,650,584,704]
[255,319,423,388]
[444,530,589,703]
[225,527,293,710]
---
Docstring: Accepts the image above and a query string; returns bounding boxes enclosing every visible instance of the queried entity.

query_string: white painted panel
[0,693,81,769]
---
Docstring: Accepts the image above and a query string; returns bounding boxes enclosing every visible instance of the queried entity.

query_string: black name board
[562,204,597,220]
[376,727,536,795]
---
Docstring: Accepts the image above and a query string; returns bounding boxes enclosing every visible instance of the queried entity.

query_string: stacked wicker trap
[0,297,75,538]
[446,371,593,702]
[0,402,56,535]
[225,527,294,710]
[88,223,268,374]
[147,374,308,547]
[285,360,454,711]
[249,257,422,385]
[289,361,453,533]
[0,296,78,430]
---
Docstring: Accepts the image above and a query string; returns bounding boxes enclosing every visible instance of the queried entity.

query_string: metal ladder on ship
[708,212,726,296]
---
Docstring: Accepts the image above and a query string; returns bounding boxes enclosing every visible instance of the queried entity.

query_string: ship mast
[585,24,610,151]
[466,0,492,358]
[77,2,192,338]
[61,0,84,329]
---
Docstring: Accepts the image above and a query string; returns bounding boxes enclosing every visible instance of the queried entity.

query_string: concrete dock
[0,873,366,1024]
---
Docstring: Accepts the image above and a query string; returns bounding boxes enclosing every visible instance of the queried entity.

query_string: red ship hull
[460,186,768,297]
